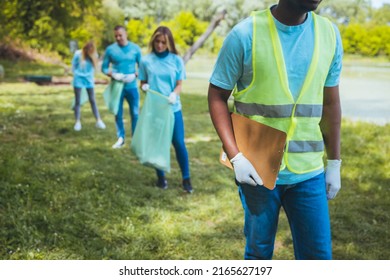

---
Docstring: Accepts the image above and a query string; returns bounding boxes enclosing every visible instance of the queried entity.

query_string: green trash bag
[71,88,88,110]
[131,89,174,172]
[103,80,124,115]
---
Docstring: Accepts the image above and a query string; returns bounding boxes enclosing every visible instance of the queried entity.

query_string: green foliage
[1,0,390,61]
[0,0,104,58]
[126,16,157,48]
[340,23,390,58]
[160,12,208,52]
[370,4,390,25]
[125,11,208,53]
[319,0,372,24]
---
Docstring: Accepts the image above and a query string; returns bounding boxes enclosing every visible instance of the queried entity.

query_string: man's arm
[208,83,263,186]
[320,85,342,200]
[101,49,111,76]
[320,85,341,160]
[208,83,239,159]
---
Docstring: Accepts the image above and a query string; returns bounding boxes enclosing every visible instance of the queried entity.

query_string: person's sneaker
[112,137,124,149]
[74,121,82,131]
[182,178,193,194]
[156,177,168,190]
[96,119,106,129]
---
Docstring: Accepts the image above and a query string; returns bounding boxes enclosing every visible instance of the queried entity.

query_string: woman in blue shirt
[72,41,105,131]
[139,26,193,193]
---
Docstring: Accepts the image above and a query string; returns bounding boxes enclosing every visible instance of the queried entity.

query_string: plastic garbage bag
[131,89,174,172]
[103,80,124,115]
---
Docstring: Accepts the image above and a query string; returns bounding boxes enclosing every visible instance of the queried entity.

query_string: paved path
[340,65,390,125]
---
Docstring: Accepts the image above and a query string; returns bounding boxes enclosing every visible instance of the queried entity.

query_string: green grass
[0,57,389,260]
[0,59,66,82]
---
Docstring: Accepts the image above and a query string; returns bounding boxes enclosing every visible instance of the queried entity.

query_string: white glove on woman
[111,73,125,81]
[230,152,263,187]
[141,83,150,91]
[325,159,342,200]
[168,92,177,104]
[122,73,136,83]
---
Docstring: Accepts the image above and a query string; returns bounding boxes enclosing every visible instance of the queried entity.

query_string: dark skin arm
[320,85,341,160]
[208,83,240,160]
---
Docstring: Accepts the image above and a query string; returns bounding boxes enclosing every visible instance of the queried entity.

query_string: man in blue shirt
[102,25,142,148]
[208,0,343,259]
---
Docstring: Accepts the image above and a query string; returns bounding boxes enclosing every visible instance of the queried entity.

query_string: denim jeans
[238,172,332,260]
[156,110,190,180]
[115,86,139,139]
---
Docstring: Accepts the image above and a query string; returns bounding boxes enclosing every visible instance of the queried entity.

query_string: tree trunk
[182,9,227,64]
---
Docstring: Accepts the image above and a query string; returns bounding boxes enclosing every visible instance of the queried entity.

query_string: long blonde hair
[148,26,178,55]
[81,41,98,68]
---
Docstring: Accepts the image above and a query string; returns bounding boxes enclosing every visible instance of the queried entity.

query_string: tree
[182,10,227,63]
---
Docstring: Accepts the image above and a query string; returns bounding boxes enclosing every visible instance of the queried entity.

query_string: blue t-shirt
[209,10,343,184]
[72,50,95,88]
[101,42,142,89]
[138,52,186,113]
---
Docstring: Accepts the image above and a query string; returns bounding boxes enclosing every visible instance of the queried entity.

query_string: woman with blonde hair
[72,41,105,131]
[138,26,193,193]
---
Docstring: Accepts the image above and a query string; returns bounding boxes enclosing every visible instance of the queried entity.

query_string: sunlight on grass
[185,134,217,144]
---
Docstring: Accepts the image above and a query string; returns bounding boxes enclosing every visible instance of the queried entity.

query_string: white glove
[141,83,150,92]
[122,73,136,83]
[168,92,177,104]
[230,152,263,187]
[112,73,125,81]
[325,159,342,200]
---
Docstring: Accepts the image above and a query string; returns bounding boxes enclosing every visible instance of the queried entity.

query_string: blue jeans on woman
[156,110,190,180]
[238,172,331,260]
[115,86,139,139]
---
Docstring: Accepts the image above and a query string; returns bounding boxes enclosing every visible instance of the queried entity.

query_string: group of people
[71,0,343,260]
[71,25,192,194]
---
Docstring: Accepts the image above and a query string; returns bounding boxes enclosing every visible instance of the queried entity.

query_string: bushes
[340,23,390,58]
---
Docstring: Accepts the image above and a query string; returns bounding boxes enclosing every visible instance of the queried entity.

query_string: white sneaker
[74,121,82,131]
[112,137,124,149]
[96,119,106,129]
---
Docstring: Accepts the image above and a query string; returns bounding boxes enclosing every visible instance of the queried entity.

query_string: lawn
[0,58,389,260]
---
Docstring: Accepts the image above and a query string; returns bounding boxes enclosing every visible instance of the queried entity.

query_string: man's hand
[230,152,263,187]
[141,83,150,92]
[325,159,342,200]
[168,92,177,104]
[122,73,136,83]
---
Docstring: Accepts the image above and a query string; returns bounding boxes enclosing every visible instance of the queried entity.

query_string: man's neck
[118,40,128,47]
[271,4,308,26]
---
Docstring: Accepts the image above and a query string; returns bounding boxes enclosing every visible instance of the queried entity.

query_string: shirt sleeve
[176,56,186,81]
[101,48,111,75]
[325,24,343,87]
[71,51,80,73]
[209,29,245,90]
[138,58,147,82]
[136,46,142,67]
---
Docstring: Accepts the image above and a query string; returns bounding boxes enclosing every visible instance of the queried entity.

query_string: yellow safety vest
[233,9,336,174]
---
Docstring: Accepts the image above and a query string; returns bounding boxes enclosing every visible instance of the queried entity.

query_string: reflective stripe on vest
[288,140,324,153]
[232,9,336,174]
[235,102,323,118]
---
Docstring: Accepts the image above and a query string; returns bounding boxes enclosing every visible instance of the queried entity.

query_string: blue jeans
[156,110,190,180]
[115,86,139,139]
[238,172,331,260]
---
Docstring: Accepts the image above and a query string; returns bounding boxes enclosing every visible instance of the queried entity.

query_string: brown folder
[219,113,287,190]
